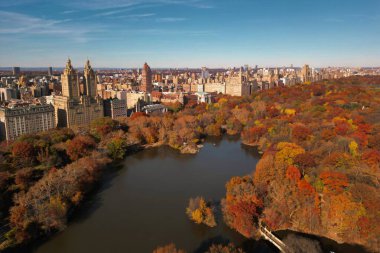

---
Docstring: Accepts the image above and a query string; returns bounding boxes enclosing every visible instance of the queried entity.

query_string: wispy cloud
[128,13,156,18]
[111,13,156,19]
[156,17,187,22]
[0,0,41,7]
[122,28,215,36]
[92,4,157,17]
[62,10,78,14]
[68,0,213,10]
[0,11,100,43]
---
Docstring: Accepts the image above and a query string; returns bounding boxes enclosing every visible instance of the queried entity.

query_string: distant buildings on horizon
[0,60,379,141]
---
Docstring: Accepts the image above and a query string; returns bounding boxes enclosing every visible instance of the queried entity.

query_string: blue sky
[0,0,379,68]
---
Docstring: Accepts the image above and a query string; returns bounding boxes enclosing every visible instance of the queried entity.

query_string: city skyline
[0,0,379,68]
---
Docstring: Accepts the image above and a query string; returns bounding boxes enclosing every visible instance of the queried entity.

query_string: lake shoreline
[3,135,371,253]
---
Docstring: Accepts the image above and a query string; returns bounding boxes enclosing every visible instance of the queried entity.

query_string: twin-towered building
[52,59,104,128]
[0,59,106,141]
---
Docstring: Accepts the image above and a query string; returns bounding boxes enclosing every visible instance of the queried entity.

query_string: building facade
[301,64,312,83]
[104,98,128,119]
[52,59,104,128]
[141,62,153,93]
[0,103,55,141]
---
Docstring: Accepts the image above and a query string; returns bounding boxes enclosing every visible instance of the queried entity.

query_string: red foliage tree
[66,135,96,161]
[11,141,36,168]
[334,120,350,136]
[286,165,301,182]
[241,126,267,144]
[319,171,349,195]
[321,128,336,140]
[292,124,311,141]
[130,112,147,120]
[362,149,380,171]
[226,199,262,238]
[294,152,316,170]
[297,179,315,196]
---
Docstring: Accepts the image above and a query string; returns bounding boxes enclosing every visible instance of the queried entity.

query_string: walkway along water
[259,221,293,253]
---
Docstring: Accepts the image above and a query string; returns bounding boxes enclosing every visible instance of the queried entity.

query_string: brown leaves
[66,135,96,161]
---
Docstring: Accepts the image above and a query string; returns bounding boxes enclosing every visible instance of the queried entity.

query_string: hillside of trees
[221,76,380,252]
[0,76,379,252]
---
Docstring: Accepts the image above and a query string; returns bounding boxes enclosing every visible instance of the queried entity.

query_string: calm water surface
[33,136,275,253]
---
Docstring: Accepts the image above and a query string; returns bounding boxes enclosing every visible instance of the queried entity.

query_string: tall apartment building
[141,62,152,93]
[225,68,252,96]
[301,64,312,83]
[200,68,252,96]
[52,59,104,128]
[0,103,55,141]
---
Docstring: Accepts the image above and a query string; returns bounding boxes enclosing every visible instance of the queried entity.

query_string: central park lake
[29,136,366,253]
[31,136,276,253]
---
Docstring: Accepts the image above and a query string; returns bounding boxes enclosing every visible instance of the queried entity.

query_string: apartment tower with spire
[52,59,104,127]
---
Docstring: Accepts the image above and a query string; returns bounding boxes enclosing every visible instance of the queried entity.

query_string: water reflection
[33,137,262,253]
[31,137,364,253]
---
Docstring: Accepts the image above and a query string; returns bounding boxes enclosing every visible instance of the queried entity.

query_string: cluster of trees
[0,119,122,250]
[220,77,380,252]
[7,153,110,247]
[222,176,263,238]
[186,196,216,227]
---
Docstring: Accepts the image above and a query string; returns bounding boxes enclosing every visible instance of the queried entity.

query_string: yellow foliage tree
[186,197,216,227]
[276,142,305,166]
[349,140,358,157]
[191,209,203,224]
[284,108,296,116]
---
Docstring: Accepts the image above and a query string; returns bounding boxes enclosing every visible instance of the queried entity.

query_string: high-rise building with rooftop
[52,59,103,128]
[141,62,152,93]
[301,64,312,83]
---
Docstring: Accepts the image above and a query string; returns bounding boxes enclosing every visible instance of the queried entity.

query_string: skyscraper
[48,67,53,76]
[83,59,97,98]
[52,59,103,128]
[301,64,312,83]
[141,62,152,93]
[61,59,80,99]
[13,67,20,76]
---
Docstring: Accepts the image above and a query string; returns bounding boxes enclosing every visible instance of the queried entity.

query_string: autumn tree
[222,176,263,238]
[319,171,349,195]
[66,135,96,161]
[292,123,311,141]
[186,197,216,227]
[90,117,119,139]
[11,141,36,168]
